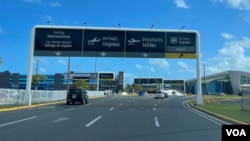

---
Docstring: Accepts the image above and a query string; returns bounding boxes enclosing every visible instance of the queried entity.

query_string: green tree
[32,74,47,89]
[71,79,90,90]
[132,84,143,93]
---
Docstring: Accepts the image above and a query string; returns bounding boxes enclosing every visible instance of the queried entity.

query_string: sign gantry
[25,25,203,106]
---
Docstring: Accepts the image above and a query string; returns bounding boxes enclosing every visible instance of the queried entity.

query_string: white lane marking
[154,116,160,127]
[155,104,157,106]
[119,103,123,106]
[53,118,69,123]
[153,108,156,111]
[85,116,102,127]
[64,108,74,111]
[0,116,37,127]
[109,107,115,111]
[183,101,232,125]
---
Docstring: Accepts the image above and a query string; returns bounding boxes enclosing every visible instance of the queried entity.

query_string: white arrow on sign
[100,51,107,57]
[142,53,148,57]
[55,51,62,56]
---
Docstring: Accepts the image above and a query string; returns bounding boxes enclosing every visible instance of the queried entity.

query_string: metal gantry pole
[26,27,35,106]
[196,32,203,105]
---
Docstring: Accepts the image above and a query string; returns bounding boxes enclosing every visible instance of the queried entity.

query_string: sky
[1,0,250,84]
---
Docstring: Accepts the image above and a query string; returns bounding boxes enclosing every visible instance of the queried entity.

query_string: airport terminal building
[185,70,250,95]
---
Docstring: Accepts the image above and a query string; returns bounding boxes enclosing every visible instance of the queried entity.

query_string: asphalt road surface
[0,95,230,141]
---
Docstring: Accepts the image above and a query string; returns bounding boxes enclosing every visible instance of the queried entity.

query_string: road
[0,94,230,141]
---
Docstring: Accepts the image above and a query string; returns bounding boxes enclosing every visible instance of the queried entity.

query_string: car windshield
[69,89,81,94]
[0,1,250,141]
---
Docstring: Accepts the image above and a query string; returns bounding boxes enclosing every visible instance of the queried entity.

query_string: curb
[187,101,248,125]
[0,101,65,112]
[0,96,105,112]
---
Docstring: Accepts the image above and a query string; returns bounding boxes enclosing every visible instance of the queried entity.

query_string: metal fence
[242,89,250,112]
[0,89,67,106]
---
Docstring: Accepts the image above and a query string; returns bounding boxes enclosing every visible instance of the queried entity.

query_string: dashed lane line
[0,116,37,127]
[85,116,103,127]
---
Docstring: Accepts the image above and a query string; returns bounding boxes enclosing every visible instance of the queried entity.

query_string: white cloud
[240,12,250,23]
[174,0,190,9]
[206,37,250,74]
[124,73,136,84]
[50,1,61,7]
[177,61,195,73]
[23,0,43,5]
[0,27,3,33]
[24,0,61,7]
[221,32,234,39]
[58,59,67,65]
[135,64,143,69]
[212,0,250,10]
[43,15,53,23]
[148,59,169,70]
[39,67,46,73]
[149,67,155,72]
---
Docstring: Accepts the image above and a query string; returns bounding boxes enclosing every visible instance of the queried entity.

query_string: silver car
[155,91,165,99]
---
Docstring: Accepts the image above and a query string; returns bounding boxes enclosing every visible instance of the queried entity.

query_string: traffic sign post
[25,25,203,106]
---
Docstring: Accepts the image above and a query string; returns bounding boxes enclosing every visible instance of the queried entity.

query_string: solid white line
[154,116,160,127]
[183,101,231,125]
[85,116,102,127]
[0,116,37,127]
[109,107,115,111]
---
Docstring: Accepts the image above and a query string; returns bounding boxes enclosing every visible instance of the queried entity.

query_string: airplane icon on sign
[128,38,140,43]
[88,37,101,43]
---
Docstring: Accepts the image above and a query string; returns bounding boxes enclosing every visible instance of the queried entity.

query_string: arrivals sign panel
[83,29,125,57]
[33,26,198,58]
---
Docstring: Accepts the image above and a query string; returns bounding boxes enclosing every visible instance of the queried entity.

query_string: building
[0,71,124,92]
[0,71,64,90]
[185,70,250,95]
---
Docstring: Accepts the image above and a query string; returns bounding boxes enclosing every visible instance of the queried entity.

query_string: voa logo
[226,129,246,136]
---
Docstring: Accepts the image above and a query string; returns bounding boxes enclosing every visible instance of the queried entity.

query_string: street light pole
[36,60,40,75]
[203,64,206,96]
[94,57,97,91]
[67,56,71,96]
[0,57,2,67]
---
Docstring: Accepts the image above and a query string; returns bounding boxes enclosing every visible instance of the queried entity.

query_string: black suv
[67,89,89,105]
